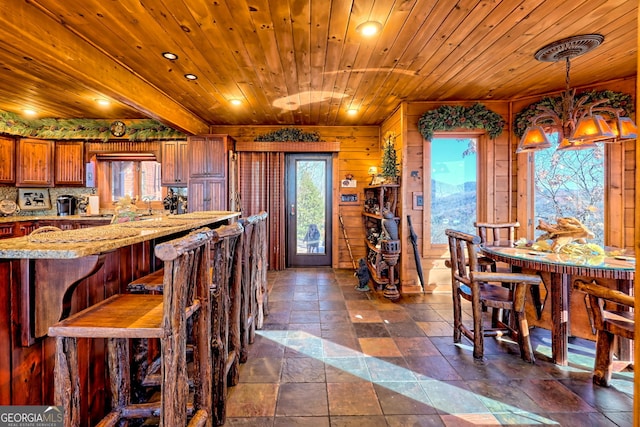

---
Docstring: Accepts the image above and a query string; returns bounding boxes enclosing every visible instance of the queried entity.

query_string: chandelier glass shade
[516,34,637,154]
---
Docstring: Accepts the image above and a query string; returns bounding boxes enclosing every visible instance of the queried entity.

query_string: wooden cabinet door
[188,135,228,178]
[188,178,227,212]
[16,139,54,187]
[54,141,85,186]
[0,136,15,184]
[161,140,188,186]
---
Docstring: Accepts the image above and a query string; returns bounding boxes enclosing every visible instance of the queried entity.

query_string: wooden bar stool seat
[49,228,214,427]
[127,268,165,292]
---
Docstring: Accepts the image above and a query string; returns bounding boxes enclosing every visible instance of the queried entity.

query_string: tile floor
[225,268,634,426]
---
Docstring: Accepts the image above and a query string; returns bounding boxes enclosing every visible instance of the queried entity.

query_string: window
[429,137,478,244]
[110,160,162,202]
[533,133,604,245]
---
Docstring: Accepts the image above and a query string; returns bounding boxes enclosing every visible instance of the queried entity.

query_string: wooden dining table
[480,245,635,366]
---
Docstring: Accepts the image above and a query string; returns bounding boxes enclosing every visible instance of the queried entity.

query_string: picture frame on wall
[18,188,51,211]
[412,192,424,210]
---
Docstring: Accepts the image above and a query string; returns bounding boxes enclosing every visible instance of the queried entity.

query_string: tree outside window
[533,134,604,245]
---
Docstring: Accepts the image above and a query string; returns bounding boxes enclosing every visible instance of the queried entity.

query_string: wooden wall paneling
[210,125,379,270]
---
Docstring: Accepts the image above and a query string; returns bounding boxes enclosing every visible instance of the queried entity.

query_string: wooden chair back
[474,221,520,247]
[445,228,482,298]
[574,279,635,386]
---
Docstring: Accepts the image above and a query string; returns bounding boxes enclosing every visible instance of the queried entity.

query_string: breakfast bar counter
[0,210,239,413]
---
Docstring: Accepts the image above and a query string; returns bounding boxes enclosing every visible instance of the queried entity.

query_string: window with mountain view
[534,133,605,245]
[430,137,478,244]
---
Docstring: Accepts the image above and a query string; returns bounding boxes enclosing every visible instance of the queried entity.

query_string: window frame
[516,141,626,248]
[423,131,488,255]
[96,158,167,211]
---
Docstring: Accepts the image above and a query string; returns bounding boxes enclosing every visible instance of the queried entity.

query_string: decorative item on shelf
[380,133,399,184]
[354,258,371,291]
[0,198,19,216]
[253,127,322,142]
[417,103,505,141]
[515,34,637,154]
[368,166,378,185]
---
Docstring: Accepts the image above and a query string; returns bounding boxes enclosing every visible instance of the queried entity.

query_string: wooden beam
[0,1,208,135]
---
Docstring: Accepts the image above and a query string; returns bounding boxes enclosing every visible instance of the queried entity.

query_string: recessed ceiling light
[230,99,242,106]
[347,108,358,116]
[162,52,178,60]
[22,109,37,116]
[356,21,382,37]
[95,98,110,106]
[184,73,198,80]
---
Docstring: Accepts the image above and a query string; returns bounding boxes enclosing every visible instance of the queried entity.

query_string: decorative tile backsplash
[0,187,95,216]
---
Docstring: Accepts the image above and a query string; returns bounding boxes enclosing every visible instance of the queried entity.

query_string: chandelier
[516,34,637,153]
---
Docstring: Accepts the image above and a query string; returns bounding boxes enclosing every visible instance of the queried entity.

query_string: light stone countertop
[0,211,240,259]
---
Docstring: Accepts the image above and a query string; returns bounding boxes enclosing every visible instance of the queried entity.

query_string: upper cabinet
[0,136,15,184]
[188,135,232,179]
[187,134,234,212]
[16,139,54,187]
[54,141,85,186]
[161,140,188,186]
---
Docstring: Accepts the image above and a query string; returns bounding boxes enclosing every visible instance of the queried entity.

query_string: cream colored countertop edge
[0,211,240,259]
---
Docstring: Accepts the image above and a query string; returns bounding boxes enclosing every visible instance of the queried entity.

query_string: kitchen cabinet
[0,136,15,184]
[16,139,54,187]
[161,140,189,186]
[187,134,234,212]
[54,141,85,186]
[0,223,16,239]
[187,179,228,212]
[362,184,400,288]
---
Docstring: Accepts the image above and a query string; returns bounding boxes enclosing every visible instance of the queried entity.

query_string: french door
[285,154,332,267]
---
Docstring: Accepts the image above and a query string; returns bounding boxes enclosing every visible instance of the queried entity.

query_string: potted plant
[380,133,399,184]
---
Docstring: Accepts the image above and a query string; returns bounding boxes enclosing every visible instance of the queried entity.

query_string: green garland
[0,110,185,141]
[513,90,634,138]
[254,127,321,142]
[417,103,505,141]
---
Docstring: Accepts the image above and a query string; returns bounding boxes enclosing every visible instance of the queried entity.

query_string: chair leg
[514,311,535,363]
[472,295,484,360]
[107,338,131,413]
[451,292,462,343]
[54,337,80,427]
[593,331,616,387]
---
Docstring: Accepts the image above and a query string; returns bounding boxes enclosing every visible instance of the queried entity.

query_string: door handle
[290,204,295,216]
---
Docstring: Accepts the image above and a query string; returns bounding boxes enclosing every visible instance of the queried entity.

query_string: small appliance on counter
[56,195,77,216]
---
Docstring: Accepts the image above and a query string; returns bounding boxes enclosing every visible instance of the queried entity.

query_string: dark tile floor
[225,268,634,426]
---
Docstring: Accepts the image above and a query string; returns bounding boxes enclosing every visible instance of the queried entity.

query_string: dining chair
[574,279,634,386]
[474,221,520,272]
[445,228,541,362]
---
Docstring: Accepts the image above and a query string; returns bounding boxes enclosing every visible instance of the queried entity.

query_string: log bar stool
[49,228,214,427]
[238,211,268,362]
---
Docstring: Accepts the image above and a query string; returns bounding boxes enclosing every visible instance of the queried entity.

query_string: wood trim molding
[235,141,340,152]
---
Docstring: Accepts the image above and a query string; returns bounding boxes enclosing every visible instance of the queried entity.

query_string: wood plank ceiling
[0,0,636,135]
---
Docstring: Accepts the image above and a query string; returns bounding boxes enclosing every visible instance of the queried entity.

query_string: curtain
[238,152,285,270]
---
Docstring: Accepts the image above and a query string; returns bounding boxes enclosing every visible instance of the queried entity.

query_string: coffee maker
[56,195,76,216]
